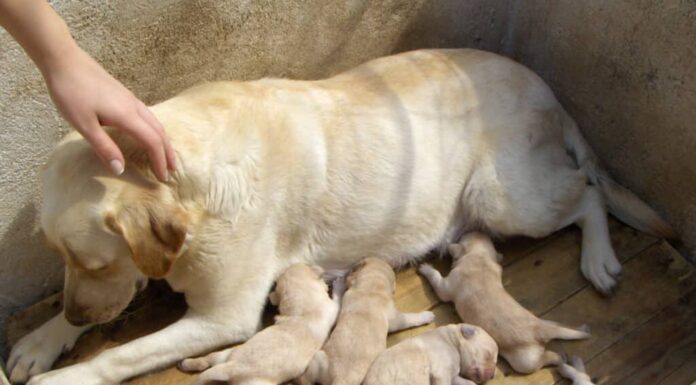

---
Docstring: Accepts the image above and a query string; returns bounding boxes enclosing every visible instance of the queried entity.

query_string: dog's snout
[64,309,91,326]
[483,367,495,381]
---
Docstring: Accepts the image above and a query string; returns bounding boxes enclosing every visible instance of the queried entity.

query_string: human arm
[0,0,175,181]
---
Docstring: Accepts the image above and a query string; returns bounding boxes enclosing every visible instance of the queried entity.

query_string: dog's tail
[296,350,330,385]
[562,115,676,239]
[537,320,591,343]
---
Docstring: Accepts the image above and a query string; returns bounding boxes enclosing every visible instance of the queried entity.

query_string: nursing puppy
[557,356,596,385]
[418,232,589,374]
[179,264,338,385]
[297,257,434,385]
[363,324,498,385]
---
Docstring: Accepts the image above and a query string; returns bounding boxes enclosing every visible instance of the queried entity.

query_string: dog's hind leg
[537,320,591,343]
[417,264,453,301]
[387,304,436,333]
[572,186,622,295]
[297,350,330,385]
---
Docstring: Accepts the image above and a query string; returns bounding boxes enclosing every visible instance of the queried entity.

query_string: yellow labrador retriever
[8,48,672,385]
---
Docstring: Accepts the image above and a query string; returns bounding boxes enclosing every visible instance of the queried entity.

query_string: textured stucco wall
[504,0,696,259]
[0,0,512,349]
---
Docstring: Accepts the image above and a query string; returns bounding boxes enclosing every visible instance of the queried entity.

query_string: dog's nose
[65,313,91,326]
[482,367,495,381]
[64,305,91,326]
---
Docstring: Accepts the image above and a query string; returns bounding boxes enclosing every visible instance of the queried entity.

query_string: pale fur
[179,264,338,385]
[9,49,671,385]
[296,257,434,385]
[363,324,498,385]
[557,356,597,385]
[418,232,590,374]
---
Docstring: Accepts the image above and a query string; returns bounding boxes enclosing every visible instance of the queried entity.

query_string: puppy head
[457,324,498,383]
[272,264,328,314]
[449,232,502,266]
[346,257,395,293]
[41,133,189,325]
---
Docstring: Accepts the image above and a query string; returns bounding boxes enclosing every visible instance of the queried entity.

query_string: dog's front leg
[26,311,254,385]
[7,310,92,383]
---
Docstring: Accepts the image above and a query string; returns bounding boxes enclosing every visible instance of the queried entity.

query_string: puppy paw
[417,263,436,276]
[195,364,231,385]
[557,356,594,384]
[178,357,212,373]
[420,310,436,324]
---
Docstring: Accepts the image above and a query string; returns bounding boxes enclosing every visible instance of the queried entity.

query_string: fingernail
[163,170,170,182]
[109,159,124,175]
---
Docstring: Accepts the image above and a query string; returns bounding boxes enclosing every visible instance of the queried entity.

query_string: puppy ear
[106,199,188,278]
[461,324,478,338]
[448,243,463,257]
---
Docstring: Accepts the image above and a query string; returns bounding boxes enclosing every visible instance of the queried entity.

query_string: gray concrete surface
[504,0,696,260]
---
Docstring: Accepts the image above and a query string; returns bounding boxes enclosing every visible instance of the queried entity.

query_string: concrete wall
[0,0,512,350]
[504,0,696,258]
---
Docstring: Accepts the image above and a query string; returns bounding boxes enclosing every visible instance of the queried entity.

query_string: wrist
[35,38,83,79]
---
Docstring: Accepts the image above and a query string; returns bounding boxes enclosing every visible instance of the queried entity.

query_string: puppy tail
[296,350,330,385]
[538,320,591,343]
[562,116,676,239]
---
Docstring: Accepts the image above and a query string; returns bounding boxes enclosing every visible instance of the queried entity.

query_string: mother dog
[8,49,672,384]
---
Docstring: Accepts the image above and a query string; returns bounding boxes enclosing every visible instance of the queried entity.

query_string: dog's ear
[106,199,189,278]
[461,324,478,338]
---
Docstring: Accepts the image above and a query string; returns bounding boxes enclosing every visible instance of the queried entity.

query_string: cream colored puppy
[419,232,590,374]
[179,264,338,385]
[557,356,596,385]
[297,257,434,385]
[363,324,498,385]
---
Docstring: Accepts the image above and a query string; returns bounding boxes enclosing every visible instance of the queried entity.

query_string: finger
[77,121,126,175]
[137,102,176,172]
[115,116,168,182]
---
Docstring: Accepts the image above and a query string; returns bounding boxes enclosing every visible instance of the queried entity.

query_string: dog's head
[41,133,189,326]
[457,324,498,383]
[345,257,395,293]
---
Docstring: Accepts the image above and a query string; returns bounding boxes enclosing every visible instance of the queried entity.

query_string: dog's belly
[284,49,577,267]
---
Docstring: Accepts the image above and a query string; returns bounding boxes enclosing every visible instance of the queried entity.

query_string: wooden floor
[5,220,696,385]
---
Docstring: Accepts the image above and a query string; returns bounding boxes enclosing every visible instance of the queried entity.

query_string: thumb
[78,122,126,175]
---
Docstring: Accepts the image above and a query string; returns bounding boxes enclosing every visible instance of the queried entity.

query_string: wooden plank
[657,358,696,385]
[503,223,657,315]
[543,241,696,366]
[580,289,696,385]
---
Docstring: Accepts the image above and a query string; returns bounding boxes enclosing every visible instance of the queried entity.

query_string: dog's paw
[194,363,232,385]
[8,318,83,383]
[419,310,436,324]
[556,356,594,384]
[178,357,212,373]
[417,263,436,276]
[27,363,108,385]
[581,254,622,295]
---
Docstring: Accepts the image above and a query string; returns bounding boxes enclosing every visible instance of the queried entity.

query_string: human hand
[42,46,176,181]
